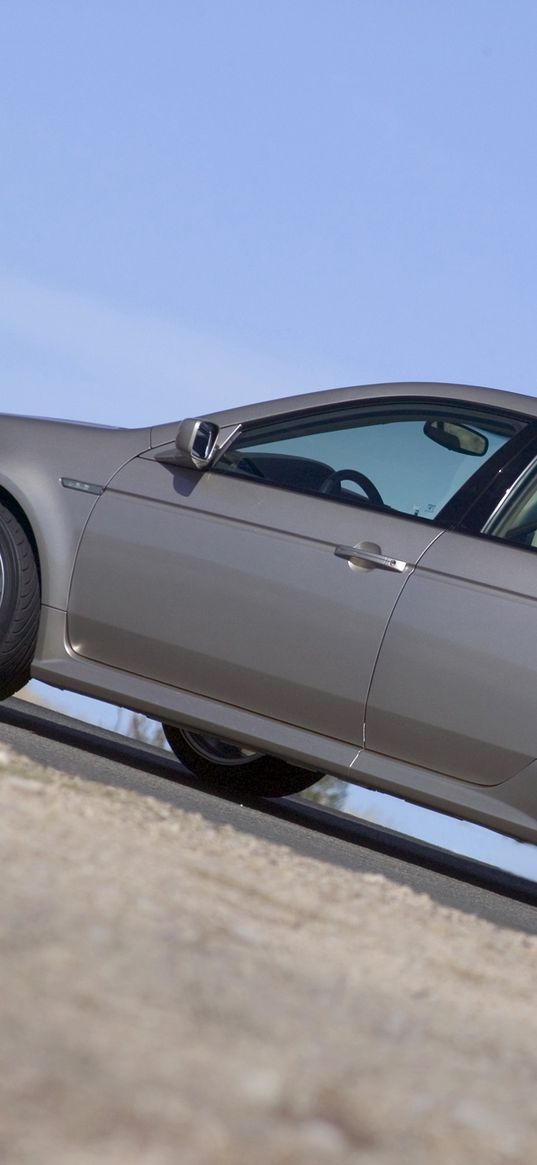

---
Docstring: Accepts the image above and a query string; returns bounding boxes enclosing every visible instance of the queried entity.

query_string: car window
[484,458,537,547]
[214,400,524,520]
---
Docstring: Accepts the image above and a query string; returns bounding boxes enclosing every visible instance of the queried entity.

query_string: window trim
[212,395,536,531]
[450,425,537,537]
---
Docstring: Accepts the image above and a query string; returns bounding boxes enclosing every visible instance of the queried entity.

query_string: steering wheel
[319,468,384,507]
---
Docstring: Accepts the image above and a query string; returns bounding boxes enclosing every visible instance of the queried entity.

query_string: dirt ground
[1,742,536,1165]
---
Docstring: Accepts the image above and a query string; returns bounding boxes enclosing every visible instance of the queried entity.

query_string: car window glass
[485,460,537,547]
[214,402,522,520]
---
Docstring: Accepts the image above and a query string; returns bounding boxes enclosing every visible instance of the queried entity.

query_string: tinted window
[485,458,537,548]
[215,401,523,520]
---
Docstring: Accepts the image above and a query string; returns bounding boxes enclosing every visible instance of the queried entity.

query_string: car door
[67,396,520,748]
[365,442,537,786]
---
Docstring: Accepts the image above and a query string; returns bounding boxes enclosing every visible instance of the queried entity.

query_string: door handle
[334,541,411,573]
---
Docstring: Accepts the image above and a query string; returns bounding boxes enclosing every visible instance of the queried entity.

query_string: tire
[0,503,40,699]
[162,724,319,798]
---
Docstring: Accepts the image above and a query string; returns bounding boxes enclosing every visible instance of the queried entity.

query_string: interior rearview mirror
[423,419,488,456]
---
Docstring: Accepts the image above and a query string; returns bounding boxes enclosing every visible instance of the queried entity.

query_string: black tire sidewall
[0,504,40,698]
[163,724,318,798]
[0,517,23,639]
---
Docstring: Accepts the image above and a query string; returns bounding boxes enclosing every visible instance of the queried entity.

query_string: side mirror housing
[154,418,241,470]
[173,419,219,469]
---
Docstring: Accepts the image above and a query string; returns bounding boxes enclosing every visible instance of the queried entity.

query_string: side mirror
[174,419,219,469]
[423,419,488,457]
[154,418,242,469]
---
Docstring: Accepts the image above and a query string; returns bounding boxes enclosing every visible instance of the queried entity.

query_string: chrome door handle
[334,542,411,573]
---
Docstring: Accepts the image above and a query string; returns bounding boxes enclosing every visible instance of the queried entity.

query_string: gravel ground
[1,743,536,1165]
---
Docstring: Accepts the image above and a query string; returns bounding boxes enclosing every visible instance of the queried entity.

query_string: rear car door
[366,435,537,786]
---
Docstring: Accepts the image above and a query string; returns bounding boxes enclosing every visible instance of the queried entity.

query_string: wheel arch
[0,467,101,611]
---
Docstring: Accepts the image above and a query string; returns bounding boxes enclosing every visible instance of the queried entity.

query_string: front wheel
[162,724,319,798]
[0,503,40,699]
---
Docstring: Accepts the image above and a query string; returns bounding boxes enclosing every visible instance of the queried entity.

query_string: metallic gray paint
[33,605,537,844]
[367,529,537,785]
[197,380,537,430]
[34,605,361,777]
[4,382,537,844]
[66,457,440,745]
[0,415,152,607]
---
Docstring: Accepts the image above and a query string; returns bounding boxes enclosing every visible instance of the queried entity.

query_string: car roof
[199,381,537,429]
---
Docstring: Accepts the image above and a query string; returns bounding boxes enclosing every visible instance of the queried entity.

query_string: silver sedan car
[2,381,537,842]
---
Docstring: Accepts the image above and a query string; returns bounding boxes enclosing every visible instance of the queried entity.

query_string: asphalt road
[1,696,537,935]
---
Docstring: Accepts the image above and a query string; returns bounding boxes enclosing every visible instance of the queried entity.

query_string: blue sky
[3,1,537,424]
[2,1,537,877]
